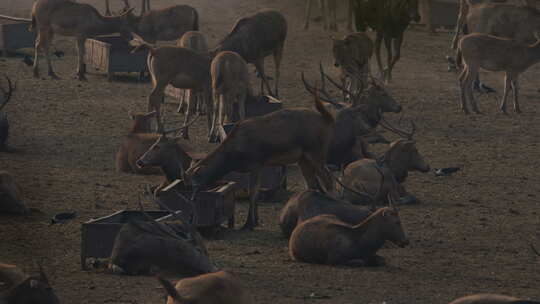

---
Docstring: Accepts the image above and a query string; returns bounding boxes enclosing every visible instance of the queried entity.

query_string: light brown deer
[457,32,540,113]
[130,34,212,137]
[176,31,209,116]
[288,207,409,266]
[29,0,135,80]
[158,271,251,304]
[304,0,355,31]
[209,51,252,141]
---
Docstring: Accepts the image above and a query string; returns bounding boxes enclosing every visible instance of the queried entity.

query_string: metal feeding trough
[80,210,179,270]
[84,35,148,81]
[0,20,35,55]
[155,180,237,229]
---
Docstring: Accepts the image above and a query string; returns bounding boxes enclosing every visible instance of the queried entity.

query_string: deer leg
[209,91,220,142]
[76,37,87,81]
[105,0,112,16]
[304,0,313,29]
[242,170,262,230]
[177,89,186,113]
[383,36,393,83]
[511,75,521,113]
[181,90,194,139]
[500,73,512,114]
[33,31,43,78]
[467,66,481,114]
[273,44,284,97]
[459,66,470,114]
[238,90,246,121]
[149,84,166,132]
[388,34,404,82]
[254,59,273,97]
[374,32,384,81]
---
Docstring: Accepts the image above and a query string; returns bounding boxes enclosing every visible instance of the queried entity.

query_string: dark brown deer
[158,271,251,304]
[0,263,60,304]
[288,206,409,266]
[29,0,135,80]
[342,138,430,205]
[0,171,26,215]
[302,65,401,169]
[128,4,198,43]
[109,219,216,276]
[448,294,540,304]
[213,9,287,97]
[130,34,212,138]
[185,92,335,230]
[0,75,14,152]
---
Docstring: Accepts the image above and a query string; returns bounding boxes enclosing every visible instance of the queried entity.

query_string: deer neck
[351,216,385,253]
[363,101,381,127]
[161,146,192,183]
[196,147,234,185]
[382,149,408,183]
[331,111,356,155]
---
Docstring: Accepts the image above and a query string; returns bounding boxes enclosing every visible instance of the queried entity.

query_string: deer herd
[0,0,539,303]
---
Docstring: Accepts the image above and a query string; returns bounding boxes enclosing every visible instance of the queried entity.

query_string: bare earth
[0,0,539,303]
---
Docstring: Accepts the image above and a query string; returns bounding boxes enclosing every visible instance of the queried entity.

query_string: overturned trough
[84,35,148,81]
[80,210,178,270]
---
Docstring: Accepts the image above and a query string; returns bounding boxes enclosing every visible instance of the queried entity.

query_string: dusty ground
[0,0,539,303]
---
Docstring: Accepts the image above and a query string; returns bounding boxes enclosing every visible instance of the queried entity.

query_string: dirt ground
[0,0,539,303]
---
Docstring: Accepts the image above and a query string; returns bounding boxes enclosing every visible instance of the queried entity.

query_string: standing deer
[213,9,287,97]
[130,34,212,138]
[184,92,335,230]
[457,32,540,113]
[209,51,252,141]
[29,0,135,80]
[304,0,355,31]
[176,31,209,116]
[0,75,14,152]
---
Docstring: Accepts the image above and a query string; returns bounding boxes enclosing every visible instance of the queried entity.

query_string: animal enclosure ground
[0,0,539,303]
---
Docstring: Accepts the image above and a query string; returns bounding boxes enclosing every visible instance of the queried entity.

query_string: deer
[0,75,14,152]
[128,4,199,43]
[158,271,251,304]
[288,206,409,266]
[342,134,430,205]
[176,31,210,116]
[457,32,540,114]
[183,91,336,230]
[302,64,401,170]
[130,34,213,138]
[0,171,27,215]
[208,51,252,142]
[116,111,198,177]
[109,218,216,276]
[332,32,373,102]
[0,263,60,304]
[304,0,355,31]
[28,0,136,80]
[448,294,540,304]
[213,9,287,97]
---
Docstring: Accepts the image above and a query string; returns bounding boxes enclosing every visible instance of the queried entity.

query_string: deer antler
[0,75,15,112]
[162,115,200,135]
[379,116,416,140]
[320,62,365,104]
[301,72,340,105]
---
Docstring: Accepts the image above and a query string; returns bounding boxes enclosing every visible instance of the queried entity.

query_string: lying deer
[130,34,212,137]
[0,75,14,152]
[209,51,252,141]
[288,206,409,266]
[0,263,60,304]
[109,219,216,276]
[333,32,373,101]
[129,4,199,43]
[304,0,354,31]
[213,9,287,97]
[184,92,335,230]
[342,137,430,205]
[158,271,250,304]
[457,32,540,113]
[0,171,26,214]
[177,31,210,115]
[29,0,135,80]
[448,294,540,304]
